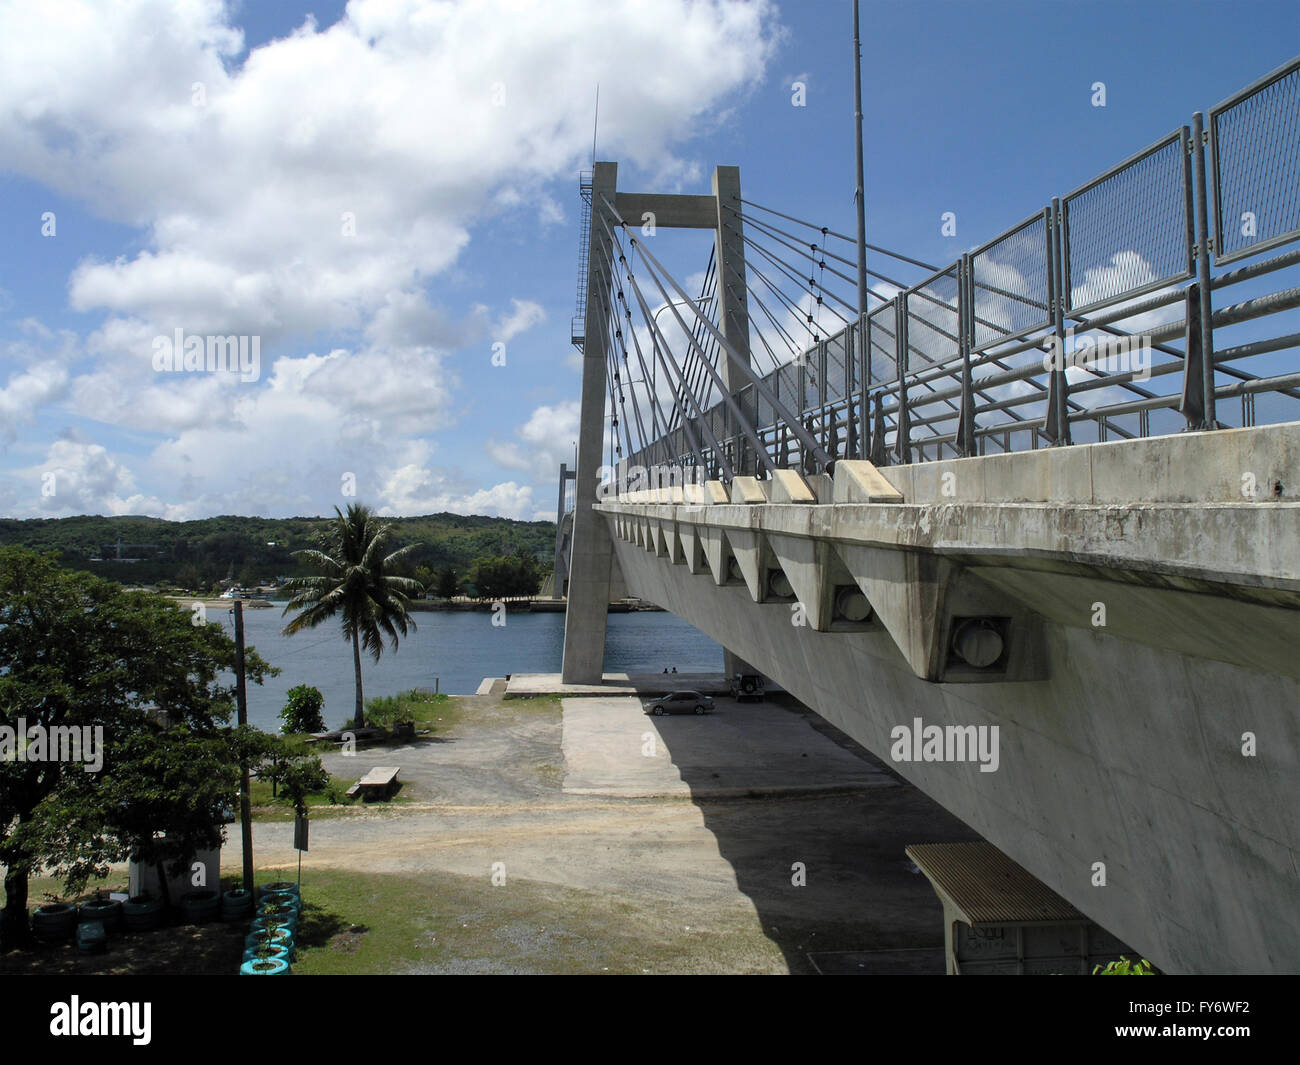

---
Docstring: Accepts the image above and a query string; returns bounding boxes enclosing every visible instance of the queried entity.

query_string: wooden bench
[348,766,400,801]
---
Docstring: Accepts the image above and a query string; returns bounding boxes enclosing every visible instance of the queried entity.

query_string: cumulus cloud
[377,464,536,520]
[0,0,782,518]
[485,400,580,481]
[3,0,778,342]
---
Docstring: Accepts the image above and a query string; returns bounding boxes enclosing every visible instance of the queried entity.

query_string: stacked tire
[221,888,255,922]
[179,890,221,925]
[32,903,78,944]
[78,898,123,933]
[122,895,163,931]
[241,883,302,975]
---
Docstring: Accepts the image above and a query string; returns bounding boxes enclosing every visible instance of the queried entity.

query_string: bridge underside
[597,423,1300,975]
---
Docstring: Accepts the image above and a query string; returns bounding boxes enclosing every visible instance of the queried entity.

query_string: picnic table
[346,766,401,801]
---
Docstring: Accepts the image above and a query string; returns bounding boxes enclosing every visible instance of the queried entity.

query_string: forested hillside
[0,512,555,590]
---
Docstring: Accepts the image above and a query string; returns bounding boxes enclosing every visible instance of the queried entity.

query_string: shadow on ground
[661,694,981,974]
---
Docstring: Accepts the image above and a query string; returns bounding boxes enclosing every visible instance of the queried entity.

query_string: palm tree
[281,503,422,730]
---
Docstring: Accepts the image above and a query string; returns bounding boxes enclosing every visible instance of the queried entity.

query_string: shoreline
[162,595,662,613]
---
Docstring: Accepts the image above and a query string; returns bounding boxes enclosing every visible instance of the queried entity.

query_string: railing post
[1180,281,1210,429]
[858,313,870,462]
[957,254,976,457]
[1046,197,1073,446]
[894,293,911,464]
[1190,112,1218,430]
[845,322,859,460]
[817,340,829,456]
[870,392,887,466]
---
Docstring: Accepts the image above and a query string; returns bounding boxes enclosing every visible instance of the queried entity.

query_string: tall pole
[233,600,254,892]
[853,0,870,460]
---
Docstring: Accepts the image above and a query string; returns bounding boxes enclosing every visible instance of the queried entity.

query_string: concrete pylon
[712,165,754,475]
[563,162,754,682]
[562,162,619,683]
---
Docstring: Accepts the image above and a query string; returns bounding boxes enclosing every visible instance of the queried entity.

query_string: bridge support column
[722,648,765,685]
[563,162,620,684]
[713,165,757,476]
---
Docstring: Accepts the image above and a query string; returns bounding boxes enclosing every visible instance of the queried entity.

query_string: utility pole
[853,0,870,460]
[233,600,255,892]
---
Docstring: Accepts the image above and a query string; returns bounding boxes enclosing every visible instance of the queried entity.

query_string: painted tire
[242,943,291,965]
[258,882,300,901]
[220,889,255,921]
[258,891,301,913]
[32,903,78,942]
[122,896,162,932]
[253,905,297,931]
[246,926,294,949]
[78,899,123,932]
[179,890,221,925]
[245,931,295,960]
[240,956,290,976]
[252,910,297,925]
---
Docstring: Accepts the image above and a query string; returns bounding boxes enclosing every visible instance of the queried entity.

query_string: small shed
[906,841,1144,975]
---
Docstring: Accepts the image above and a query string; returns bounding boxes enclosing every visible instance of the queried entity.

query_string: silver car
[646,691,715,715]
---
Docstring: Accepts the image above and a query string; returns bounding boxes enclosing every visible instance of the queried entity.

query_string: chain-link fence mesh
[825,331,848,402]
[1063,129,1192,315]
[867,304,898,385]
[972,211,1053,348]
[1211,57,1300,264]
[906,266,962,367]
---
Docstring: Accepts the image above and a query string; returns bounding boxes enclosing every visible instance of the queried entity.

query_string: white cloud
[377,464,536,520]
[0,361,69,443]
[0,0,783,519]
[3,0,779,344]
[494,299,546,343]
[22,437,185,518]
[485,400,580,481]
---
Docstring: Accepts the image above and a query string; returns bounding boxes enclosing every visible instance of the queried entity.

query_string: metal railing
[623,55,1300,480]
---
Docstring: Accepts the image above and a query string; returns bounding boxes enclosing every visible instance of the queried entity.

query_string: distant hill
[0,512,556,589]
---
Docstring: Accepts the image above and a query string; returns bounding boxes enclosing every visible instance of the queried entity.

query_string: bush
[280,685,326,734]
[363,693,415,728]
[260,750,330,813]
[1093,957,1155,975]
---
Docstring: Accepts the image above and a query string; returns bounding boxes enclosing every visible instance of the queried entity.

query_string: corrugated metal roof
[906,842,1084,925]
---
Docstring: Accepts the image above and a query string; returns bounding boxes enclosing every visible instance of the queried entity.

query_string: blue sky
[0,0,1295,520]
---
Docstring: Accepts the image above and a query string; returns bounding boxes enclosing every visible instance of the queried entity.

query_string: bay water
[216,606,721,733]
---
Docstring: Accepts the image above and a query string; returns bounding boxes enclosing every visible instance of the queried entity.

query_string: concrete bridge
[558,56,1300,974]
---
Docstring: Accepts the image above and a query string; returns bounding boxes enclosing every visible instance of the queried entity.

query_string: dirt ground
[249,690,982,973]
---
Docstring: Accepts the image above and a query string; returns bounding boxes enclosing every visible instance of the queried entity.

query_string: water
[216,606,721,733]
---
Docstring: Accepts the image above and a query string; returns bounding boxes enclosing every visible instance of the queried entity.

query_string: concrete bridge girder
[588,426,1300,972]
[664,521,686,565]
[765,531,873,633]
[970,563,1300,683]
[718,525,772,602]
[597,500,1300,972]
[698,526,730,587]
[650,520,668,558]
[678,521,705,573]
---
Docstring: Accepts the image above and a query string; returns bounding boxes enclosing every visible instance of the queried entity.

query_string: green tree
[280,504,422,730]
[255,736,329,812]
[436,566,460,599]
[280,685,326,734]
[51,725,264,909]
[0,548,275,945]
[468,553,541,598]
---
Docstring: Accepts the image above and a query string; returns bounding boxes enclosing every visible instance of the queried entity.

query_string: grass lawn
[2,864,786,975]
[255,865,784,975]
